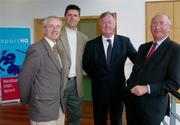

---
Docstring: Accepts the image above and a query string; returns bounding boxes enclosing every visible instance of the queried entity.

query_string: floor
[0,101,127,125]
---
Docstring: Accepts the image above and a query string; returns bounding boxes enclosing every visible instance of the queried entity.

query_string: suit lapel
[42,39,62,72]
[76,31,83,70]
[145,38,170,64]
[152,38,170,56]
[97,37,108,67]
[133,43,151,73]
[142,42,152,64]
[60,27,71,61]
[57,46,65,69]
[110,35,121,66]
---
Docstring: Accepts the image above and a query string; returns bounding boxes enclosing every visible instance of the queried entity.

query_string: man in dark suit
[83,11,137,125]
[18,16,65,125]
[125,14,180,125]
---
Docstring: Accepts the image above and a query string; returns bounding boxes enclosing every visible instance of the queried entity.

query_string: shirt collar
[102,35,114,45]
[154,36,168,46]
[65,26,77,32]
[45,36,56,49]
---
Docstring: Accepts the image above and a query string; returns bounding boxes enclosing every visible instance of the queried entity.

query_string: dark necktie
[145,42,157,62]
[106,39,112,66]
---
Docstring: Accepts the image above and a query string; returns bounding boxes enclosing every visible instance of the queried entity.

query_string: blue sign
[0,28,30,78]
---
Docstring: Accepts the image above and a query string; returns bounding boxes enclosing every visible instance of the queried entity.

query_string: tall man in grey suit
[57,4,88,125]
[18,16,65,125]
[83,11,137,125]
[125,14,180,125]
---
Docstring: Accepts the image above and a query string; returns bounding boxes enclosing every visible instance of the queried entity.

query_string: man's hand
[131,85,148,96]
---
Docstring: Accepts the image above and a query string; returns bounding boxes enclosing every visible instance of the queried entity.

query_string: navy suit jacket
[83,35,137,102]
[126,37,180,123]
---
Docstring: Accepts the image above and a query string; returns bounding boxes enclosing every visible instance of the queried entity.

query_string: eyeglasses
[151,21,170,27]
[46,25,61,30]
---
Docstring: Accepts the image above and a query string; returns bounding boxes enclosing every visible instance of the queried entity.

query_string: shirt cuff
[147,84,151,94]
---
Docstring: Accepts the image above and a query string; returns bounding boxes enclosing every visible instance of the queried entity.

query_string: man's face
[99,14,116,38]
[43,18,62,41]
[65,9,80,29]
[151,15,172,41]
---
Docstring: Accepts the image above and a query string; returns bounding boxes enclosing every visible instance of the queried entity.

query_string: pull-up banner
[0,27,30,103]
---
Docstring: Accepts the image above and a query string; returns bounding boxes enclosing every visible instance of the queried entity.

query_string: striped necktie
[145,42,157,63]
[106,39,112,66]
[53,44,62,67]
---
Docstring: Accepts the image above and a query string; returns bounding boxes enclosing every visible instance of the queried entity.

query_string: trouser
[93,99,123,125]
[64,77,83,125]
[30,109,65,125]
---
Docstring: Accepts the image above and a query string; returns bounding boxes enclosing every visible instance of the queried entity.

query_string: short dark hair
[64,4,81,16]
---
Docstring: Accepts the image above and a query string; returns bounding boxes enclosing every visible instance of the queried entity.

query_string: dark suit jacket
[18,38,65,122]
[83,35,137,102]
[126,37,180,123]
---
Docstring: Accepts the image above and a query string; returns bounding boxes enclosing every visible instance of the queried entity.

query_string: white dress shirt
[102,35,114,58]
[65,27,77,78]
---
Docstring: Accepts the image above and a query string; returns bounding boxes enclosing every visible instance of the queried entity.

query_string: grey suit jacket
[57,26,88,97]
[18,38,65,122]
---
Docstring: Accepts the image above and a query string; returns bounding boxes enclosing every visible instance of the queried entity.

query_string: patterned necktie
[106,39,112,66]
[145,42,157,62]
[53,44,62,67]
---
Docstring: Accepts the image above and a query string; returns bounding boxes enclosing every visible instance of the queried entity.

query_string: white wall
[0,0,146,49]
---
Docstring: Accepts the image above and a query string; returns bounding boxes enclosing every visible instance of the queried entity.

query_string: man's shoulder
[169,40,180,48]
[88,36,101,43]
[62,26,88,41]
[114,34,132,44]
[167,41,180,55]
[33,38,45,47]
[77,30,89,40]
[115,34,129,39]
[140,41,152,47]
[29,39,46,52]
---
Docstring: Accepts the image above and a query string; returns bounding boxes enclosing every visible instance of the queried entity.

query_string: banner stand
[0,27,30,103]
